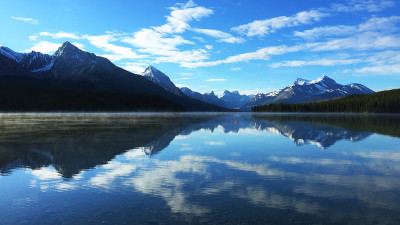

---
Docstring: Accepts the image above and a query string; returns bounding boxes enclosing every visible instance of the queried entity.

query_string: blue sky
[1,0,399,95]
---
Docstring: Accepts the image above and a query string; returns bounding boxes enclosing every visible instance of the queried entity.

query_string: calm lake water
[0,113,400,225]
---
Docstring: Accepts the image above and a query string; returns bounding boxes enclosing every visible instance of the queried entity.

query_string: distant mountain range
[0,41,375,112]
[241,75,374,111]
[136,64,374,111]
[181,88,252,109]
[0,42,226,112]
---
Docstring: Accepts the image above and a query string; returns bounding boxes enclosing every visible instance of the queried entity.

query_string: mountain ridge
[141,66,184,96]
[0,42,228,112]
[241,75,374,111]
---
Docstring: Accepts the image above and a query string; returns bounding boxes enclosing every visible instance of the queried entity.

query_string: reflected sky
[0,113,400,224]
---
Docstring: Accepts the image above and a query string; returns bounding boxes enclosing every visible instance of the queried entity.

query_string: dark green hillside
[252,89,400,113]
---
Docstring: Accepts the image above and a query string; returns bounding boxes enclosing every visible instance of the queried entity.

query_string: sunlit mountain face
[0,113,400,224]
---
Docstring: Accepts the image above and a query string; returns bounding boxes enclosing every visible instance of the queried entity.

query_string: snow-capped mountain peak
[241,75,374,111]
[309,75,336,85]
[0,46,55,72]
[0,46,24,63]
[54,41,80,57]
[141,66,184,96]
[144,66,160,74]
[205,91,216,96]
[294,78,310,86]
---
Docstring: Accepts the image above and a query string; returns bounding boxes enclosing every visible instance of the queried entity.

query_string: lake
[0,113,399,225]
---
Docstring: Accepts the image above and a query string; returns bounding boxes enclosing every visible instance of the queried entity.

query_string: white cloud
[294,16,400,39]
[331,0,395,12]
[204,79,226,82]
[123,63,147,74]
[205,45,213,49]
[181,45,296,68]
[224,46,291,63]
[364,50,400,65]
[154,49,209,64]
[232,1,395,38]
[354,64,400,73]
[28,41,61,54]
[123,29,194,54]
[29,35,37,41]
[270,59,362,68]
[358,16,400,32]
[308,32,400,51]
[71,42,84,50]
[294,25,357,39]
[206,141,225,145]
[12,17,38,24]
[232,9,328,37]
[85,34,143,61]
[119,2,214,66]
[192,28,245,43]
[153,2,213,34]
[40,31,81,39]
[231,67,242,71]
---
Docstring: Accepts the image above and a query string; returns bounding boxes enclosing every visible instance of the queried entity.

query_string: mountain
[181,87,251,109]
[0,42,227,112]
[220,90,251,109]
[252,88,400,113]
[141,66,184,96]
[181,87,224,106]
[241,75,374,111]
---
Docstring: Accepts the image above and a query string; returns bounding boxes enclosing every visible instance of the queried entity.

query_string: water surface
[0,113,399,224]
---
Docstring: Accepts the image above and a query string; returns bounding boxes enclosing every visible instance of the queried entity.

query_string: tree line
[252,89,400,113]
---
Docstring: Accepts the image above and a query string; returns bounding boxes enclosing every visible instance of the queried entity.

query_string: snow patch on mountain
[142,66,184,96]
[242,75,375,111]
[32,58,55,72]
[0,46,24,62]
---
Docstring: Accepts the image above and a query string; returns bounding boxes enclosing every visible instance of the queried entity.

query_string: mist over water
[0,113,399,224]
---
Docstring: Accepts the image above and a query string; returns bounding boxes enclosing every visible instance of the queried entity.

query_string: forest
[0,85,184,112]
[252,89,400,113]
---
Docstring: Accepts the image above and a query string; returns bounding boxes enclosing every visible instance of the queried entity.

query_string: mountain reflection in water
[0,113,399,225]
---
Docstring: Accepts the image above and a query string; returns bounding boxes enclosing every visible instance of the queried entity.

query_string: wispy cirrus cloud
[40,31,81,39]
[12,16,38,24]
[294,16,400,39]
[123,62,148,74]
[232,9,329,37]
[331,0,395,12]
[191,28,244,43]
[182,15,400,68]
[232,0,395,38]
[294,25,357,39]
[270,59,362,68]
[153,0,213,34]
[353,64,400,74]
[204,79,226,82]
[206,141,225,146]
[28,41,61,54]
[122,29,194,54]
[26,41,84,54]
[84,34,144,61]
[121,1,213,65]
[181,45,297,68]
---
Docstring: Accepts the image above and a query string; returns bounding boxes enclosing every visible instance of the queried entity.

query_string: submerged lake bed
[0,113,400,225]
